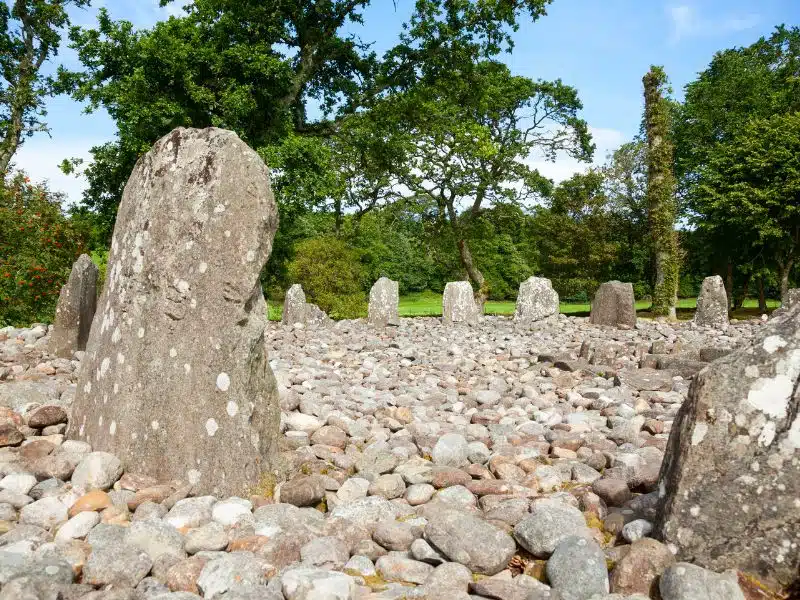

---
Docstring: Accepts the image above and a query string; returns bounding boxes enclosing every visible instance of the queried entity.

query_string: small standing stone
[693,275,728,328]
[49,254,98,358]
[442,282,480,325]
[514,276,559,325]
[368,277,400,327]
[589,281,636,328]
[282,284,307,326]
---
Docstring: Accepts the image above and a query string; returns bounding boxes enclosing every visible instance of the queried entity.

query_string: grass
[268,291,780,321]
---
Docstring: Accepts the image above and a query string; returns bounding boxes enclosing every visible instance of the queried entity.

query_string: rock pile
[590,281,637,328]
[49,254,98,359]
[65,127,281,496]
[0,307,777,599]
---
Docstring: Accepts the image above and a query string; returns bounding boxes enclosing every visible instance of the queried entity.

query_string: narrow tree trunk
[643,66,679,319]
[735,274,750,311]
[778,259,794,305]
[758,276,767,313]
[725,261,734,312]
[458,238,488,307]
[333,197,343,234]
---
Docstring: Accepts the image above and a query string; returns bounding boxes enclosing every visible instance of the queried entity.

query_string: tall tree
[398,60,592,304]
[643,66,679,318]
[60,0,553,236]
[694,113,800,303]
[0,0,89,175]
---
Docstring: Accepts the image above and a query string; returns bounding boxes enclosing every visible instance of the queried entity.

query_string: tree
[0,0,89,175]
[398,60,592,304]
[694,113,800,303]
[643,66,679,318]
[60,0,554,236]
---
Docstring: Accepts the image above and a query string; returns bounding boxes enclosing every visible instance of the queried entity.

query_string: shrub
[288,236,367,319]
[0,174,86,326]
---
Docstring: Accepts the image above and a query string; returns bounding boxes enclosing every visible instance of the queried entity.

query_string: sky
[11,0,800,204]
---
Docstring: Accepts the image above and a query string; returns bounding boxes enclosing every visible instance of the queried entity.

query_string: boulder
[49,254,98,358]
[693,276,728,328]
[282,284,306,326]
[66,127,281,497]
[589,281,636,328]
[655,305,800,587]
[368,277,399,327]
[442,281,480,325]
[514,276,559,325]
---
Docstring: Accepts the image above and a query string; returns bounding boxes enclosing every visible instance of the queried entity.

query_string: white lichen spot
[98,416,103,427]
[744,365,759,378]
[226,401,239,417]
[198,262,208,274]
[690,506,700,517]
[184,363,192,374]
[188,469,201,485]
[763,335,787,354]
[224,230,231,238]
[117,353,125,365]
[131,432,138,440]
[137,327,145,339]
[758,421,777,447]
[100,357,111,378]
[84,382,91,394]
[170,348,178,358]
[214,203,226,214]
[787,415,800,449]
[205,418,218,437]
[190,298,197,309]
[747,376,793,419]
[113,383,119,394]
[176,280,190,294]
[246,250,255,263]
[110,421,117,436]
[151,420,159,431]
[112,327,121,344]
[751,461,760,472]
[216,372,231,392]
[185,240,195,250]
[691,422,708,446]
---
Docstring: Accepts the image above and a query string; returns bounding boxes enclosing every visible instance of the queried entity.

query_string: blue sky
[13,0,800,203]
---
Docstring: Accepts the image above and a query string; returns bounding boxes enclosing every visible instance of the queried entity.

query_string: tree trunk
[333,197,343,234]
[458,238,488,307]
[735,274,750,311]
[758,276,767,313]
[725,261,734,312]
[778,259,794,305]
[643,67,679,319]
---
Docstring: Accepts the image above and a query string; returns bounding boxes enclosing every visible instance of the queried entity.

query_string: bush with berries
[0,173,86,326]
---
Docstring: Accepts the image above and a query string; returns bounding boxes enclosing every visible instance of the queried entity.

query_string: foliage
[693,113,800,300]
[0,0,90,174]
[287,236,367,319]
[643,65,679,317]
[0,173,85,325]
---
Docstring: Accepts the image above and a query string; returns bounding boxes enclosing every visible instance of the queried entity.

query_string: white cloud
[667,4,759,44]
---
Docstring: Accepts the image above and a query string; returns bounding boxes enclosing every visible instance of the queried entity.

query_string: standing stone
[442,282,480,325]
[49,254,98,358]
[368,277,399,327]
[655,305,800,588]
[514,276,559,325]
[693,276,728,328]
[66,127,281,497]
[282,284,306,326]
[589,281,636,328]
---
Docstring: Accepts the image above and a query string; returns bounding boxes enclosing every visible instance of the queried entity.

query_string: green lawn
[268,291,780,320]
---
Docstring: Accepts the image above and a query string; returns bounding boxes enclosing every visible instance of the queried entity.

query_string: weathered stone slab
[589,281,636,328]
[49,254,98,358]
[655,305,800,587]
[693,275,728,328]
[66,127,281,496]
[442,282,480,325]
[514,277,559,325]
[282,284,306,326]
[368,277,399,327]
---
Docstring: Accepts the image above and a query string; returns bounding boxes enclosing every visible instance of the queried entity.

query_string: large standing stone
[368,277,399,327]
[589,281,636,327]
[514,276,559,325]
[282,284,306,326]
[49,254,98,358]
[65,127,281,497]
[442,282,480,325]
[655,305,800,587]
[693,275,728,328]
